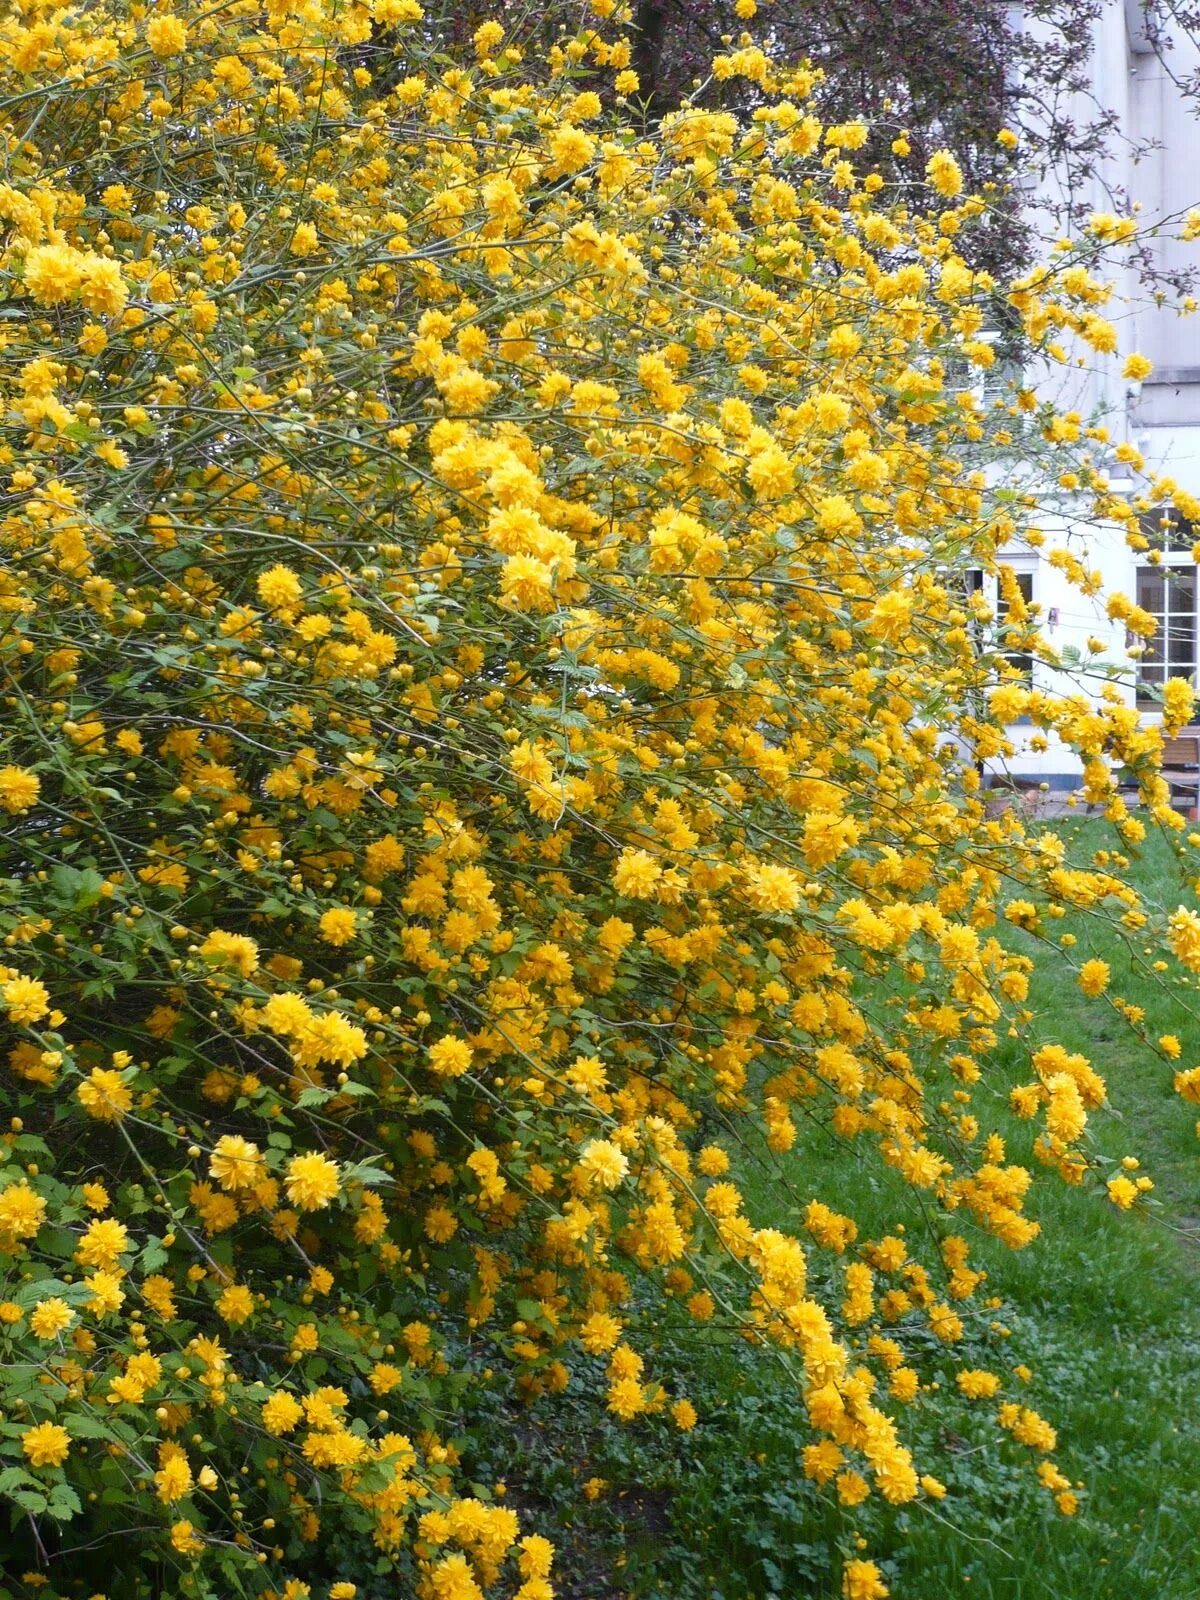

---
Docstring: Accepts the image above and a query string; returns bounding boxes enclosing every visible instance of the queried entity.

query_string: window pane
[1140,509,1195,552]
[1138,667,1165,703]
[1169,630,1195,666]
[1138,570,1165,612]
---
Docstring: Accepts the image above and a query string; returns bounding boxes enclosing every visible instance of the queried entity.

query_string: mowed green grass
[739,818,1200,1599]
[504,823,1200,1600]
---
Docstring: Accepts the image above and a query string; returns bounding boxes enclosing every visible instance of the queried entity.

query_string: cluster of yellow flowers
[1,0,1199,1595]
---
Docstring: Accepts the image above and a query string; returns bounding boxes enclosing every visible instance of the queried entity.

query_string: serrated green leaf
[46,1484,81,1521]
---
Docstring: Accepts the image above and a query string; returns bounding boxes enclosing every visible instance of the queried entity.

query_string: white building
[988,0,1200,791]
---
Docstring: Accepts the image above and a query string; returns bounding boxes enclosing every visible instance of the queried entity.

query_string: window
[1140,507,1195,554]
[997,566,1034,683]
[1134,505,1198,707]
[942,327,1025,407]
[1137,564,1197,705]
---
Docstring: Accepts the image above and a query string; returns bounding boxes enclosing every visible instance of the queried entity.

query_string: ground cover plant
[4,3,1200,1598]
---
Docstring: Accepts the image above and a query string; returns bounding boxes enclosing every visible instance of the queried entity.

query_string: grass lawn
[878,817,1200,1599]
[749,817,1200,1599]
[500,820,1200,1599]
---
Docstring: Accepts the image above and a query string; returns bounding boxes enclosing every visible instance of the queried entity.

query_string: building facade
[990,0,1200,790]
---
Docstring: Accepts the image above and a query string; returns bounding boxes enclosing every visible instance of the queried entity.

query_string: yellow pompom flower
[318,907,358,946]
[0,1182,46,1247]
[746,444,795,500]
[30,1297,75,1339]
[500,553,555,611]
[23,1421,71,1469]
[1162,674,1194,734]
[1077,959,1110,997]
[171,1520,205,1555]
[424,1204,458,1242]
[925,149,964,199]
[209,1134,264,1191]
[79,256,129,318]
[290,221,319,257]
[578,1138,629,1191]
[285,1151,342,1210]
[842,1559,889,1599]
[956,1369,1001,1399]
[696,1145,730,1177]
[198,930,259,977]
[741,861,803,915]
[671,1398,697,1431]
[76,1217,130,1268]
[1107,1174,1138,1209]
[216,1283,255,1324]
[612,848,661,899]
[473,19,505,56]
[1,974,51,1025]
[146,13,188,54]
[261,1391,304,1435]
[77,1066,134,1121]
[549,125,595,174]
[428,1035,473,1077]
[255,564,303,610]
[22,244,83,305]
[0,766,40,813]
[607,1376,645,1420]
[155,1454,193,1503]
[1168,907,1200,972]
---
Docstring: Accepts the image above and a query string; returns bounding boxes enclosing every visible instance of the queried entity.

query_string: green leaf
[294,1086,334,1109]
[65,1414,119,1440]
[139,1238,168,1273]
[342,1161,392,1189]
[49,864,106,910]
[46,1484,81,1521]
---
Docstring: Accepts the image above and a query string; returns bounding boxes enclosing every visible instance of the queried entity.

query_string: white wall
[990,0,1200,786]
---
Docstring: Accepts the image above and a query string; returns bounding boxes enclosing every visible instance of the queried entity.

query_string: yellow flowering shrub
[0,0,1197,1596]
